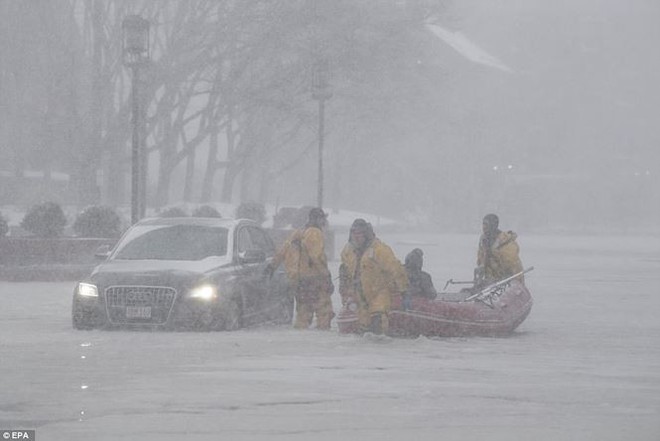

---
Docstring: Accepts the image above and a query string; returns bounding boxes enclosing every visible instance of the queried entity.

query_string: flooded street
[1,232,659,440]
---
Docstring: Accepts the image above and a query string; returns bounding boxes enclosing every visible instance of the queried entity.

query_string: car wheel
[220,300,242,331]
[72,301,94,330]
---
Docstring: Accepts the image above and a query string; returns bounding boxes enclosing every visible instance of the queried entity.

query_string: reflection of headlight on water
[78,283,98,297]
[189,285,218,301]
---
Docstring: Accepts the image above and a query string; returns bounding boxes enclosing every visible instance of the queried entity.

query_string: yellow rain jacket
[271,226,333,329]
[271,226,330,282]
[477,230,524,282]
[340,238,408,321]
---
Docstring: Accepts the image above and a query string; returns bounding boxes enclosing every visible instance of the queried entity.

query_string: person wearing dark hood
[339,219,408,334]
[475,213,524,287]
[402,248,437,309]
[265,208,334,330]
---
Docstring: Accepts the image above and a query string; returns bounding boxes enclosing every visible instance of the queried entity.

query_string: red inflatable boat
[336,269,533,338]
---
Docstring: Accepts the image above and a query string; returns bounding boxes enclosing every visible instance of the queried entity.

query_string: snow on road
[1,233,659,441]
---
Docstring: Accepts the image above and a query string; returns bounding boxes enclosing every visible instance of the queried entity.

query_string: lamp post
[122,15,150,224]
[311,58,332,207]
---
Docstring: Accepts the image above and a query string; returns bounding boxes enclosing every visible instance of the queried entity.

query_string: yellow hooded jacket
[477,230,524,282]
[340,238,408,308]
[271,226,330,282]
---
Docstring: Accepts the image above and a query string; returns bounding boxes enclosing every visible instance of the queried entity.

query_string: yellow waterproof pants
[293,276,335,330]
[356,289,391,333]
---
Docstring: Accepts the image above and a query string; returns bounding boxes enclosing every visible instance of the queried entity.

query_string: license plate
[126,306,152,319]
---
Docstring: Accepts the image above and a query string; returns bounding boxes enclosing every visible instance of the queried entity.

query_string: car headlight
[78,283,98,297]
[189,284,218,301]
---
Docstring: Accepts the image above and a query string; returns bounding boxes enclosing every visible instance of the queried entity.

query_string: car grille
[105,286,176,325]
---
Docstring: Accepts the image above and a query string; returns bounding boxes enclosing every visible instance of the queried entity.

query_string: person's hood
[494,231,517,248]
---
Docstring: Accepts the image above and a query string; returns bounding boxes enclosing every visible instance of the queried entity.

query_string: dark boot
[370,314,383,335]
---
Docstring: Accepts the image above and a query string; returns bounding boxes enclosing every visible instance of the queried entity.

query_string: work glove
[473,265,485,282]
[263,264,275,279]
[401,291,412,310]
[340,289,355,307]
[326,273,335,295]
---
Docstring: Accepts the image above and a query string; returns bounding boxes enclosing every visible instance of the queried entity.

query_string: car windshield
[113,225,229,260]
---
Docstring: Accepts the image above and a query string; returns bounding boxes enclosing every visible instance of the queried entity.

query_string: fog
[0,0,658,232]
[1,3,660,440]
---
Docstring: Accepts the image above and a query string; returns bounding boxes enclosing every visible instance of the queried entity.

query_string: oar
[465,266,534,302]
[442,278,474,291]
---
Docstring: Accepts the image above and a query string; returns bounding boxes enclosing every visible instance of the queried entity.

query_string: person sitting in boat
[402,248,437,309]
[475,213,524,288]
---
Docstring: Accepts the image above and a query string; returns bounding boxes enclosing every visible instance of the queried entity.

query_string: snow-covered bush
[73,205,122,238]
[273,207,299,228]
[158,206,188,218]
[192,205,222,218]
[235,202,266,225]
[0,213,8,237]
[20,201,67,237]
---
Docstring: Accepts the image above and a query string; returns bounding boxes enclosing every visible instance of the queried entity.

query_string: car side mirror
[238,249,266,264]
[94,244,112,260]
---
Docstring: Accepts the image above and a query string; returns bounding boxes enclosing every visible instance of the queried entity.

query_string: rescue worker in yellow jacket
[475,213,524,287]
[339,219,408,334]
[266,208,334,329]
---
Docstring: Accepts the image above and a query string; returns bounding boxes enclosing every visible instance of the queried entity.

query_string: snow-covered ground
[1,232,659,441]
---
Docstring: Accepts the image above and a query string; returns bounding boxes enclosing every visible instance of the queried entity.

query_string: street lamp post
[122,15,150,224]
[311,58,332,208]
